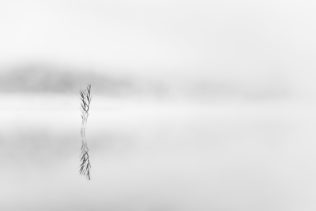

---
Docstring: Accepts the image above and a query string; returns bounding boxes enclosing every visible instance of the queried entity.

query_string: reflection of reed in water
[79,84,92,180]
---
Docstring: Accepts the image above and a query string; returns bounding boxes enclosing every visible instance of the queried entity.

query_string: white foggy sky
[0,0,316,94]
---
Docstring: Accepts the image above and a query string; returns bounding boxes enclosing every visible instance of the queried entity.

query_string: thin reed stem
[79,84,92,180]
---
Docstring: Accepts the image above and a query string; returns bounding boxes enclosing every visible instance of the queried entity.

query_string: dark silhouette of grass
[79,84,92,180]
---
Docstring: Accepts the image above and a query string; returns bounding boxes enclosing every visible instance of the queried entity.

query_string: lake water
[1,95,316,211]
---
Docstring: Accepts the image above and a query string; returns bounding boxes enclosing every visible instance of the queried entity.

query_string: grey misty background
[2,0,316,211]
[0,62,290,99]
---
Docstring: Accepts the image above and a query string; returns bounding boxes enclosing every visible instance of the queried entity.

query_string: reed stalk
[79,84,92,180]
